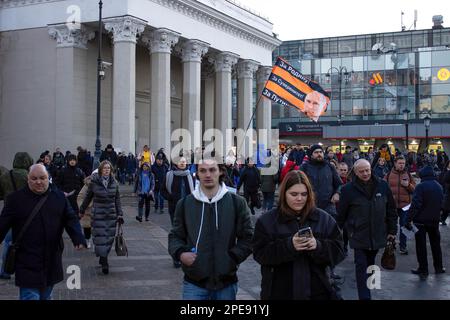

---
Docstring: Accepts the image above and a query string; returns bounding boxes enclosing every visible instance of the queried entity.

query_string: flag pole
[235,94,265,162]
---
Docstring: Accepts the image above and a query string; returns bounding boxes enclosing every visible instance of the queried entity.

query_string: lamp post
[93,0,103,170]
[326,67,350,125]
[424,114,431,152]
[402,108,410,152]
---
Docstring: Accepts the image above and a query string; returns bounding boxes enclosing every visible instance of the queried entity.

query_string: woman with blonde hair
[80,161,124,275]
[252,170,345,300]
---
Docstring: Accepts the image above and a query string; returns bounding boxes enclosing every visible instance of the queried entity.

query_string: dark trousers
[154,190,164,209]
[138,194,151,218]
[397,209,408,250]
[441,209,450,223]
[83,227,91,240]
[262,192,275,211]
[244,190,259,213]
[354,249,378,300]
[415,224,443,272]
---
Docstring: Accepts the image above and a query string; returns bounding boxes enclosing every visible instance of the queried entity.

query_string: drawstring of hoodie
[215,201,218,230]
[194,194,220,252]
[195,202,205,253]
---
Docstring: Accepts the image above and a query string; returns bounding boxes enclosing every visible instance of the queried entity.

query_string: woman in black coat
[252,170,345,300]
[80,160,123,275]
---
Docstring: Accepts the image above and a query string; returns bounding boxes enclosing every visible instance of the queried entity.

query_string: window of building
[441,29,450,46]
[396,53,409,69]
[432,66,450,84]
[332,58,342,69]
[339,37,356,54]
[419,51,431,67]
[385,54,395,70]
[301,60,311,74]
[352,71,365,87]
[385,98,398,114]
[432,83,450,95]
[342,99,353,115]
[353,56,364,71]
[321,59,331,74]
[384,70,397,86]
[432,51,450,67]
[419,68,431,85]
[432,95,450,113]
[356,36,366,52]
[419,96,431,112]
[408,53,415,68]
[419,84,431,96]
[313,59,321,74]
[353,99,365,115]
[412,31,426,48]
[368,55,385,71]
[394,33,411,49]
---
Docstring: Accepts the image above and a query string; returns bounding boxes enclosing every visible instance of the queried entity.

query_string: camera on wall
[99,61,112,80]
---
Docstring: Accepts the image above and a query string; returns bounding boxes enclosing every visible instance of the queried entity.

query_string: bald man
[336,159,397,300]
[0,164,86,300]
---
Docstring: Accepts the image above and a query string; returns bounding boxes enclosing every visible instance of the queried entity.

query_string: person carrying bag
[4,194,49,274]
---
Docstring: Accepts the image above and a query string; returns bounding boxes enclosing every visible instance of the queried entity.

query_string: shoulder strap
[13,193,49,247]
[9,170,17,192]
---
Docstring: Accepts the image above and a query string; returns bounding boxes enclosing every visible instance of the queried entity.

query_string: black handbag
[4,194,48,274]
[381,239,396,270]
[114,222,128,257]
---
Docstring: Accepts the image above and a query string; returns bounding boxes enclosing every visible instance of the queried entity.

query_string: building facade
[273,26,450,153]
[0,0,281,165]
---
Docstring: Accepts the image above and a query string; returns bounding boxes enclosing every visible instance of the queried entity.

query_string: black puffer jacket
[336,175,397,250]
[252,208,345,300]
[79,173,123,257]
[56,165,85,194]
[409,166,444,226]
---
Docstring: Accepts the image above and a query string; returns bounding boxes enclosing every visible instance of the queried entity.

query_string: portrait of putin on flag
[262,57,330,122]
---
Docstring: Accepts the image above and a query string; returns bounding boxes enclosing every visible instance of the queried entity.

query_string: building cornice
[150,0,281,51]
[0,0,64,9]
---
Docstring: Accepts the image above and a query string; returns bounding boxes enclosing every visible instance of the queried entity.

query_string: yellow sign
[437,68,450,81]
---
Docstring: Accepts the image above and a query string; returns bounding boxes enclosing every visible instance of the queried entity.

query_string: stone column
[104,16,146,155]
[212,52,239,157]
[256,66,273,149]
[48,24,95,150]
[181,40,209,149]
[203,74,215,132]
[237,59,259,159]
[143,28,180,158]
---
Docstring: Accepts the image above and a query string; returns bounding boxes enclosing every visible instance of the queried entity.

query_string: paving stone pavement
[1,185,450,300]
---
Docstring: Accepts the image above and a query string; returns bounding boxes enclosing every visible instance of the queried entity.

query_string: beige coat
[77,177,93,228]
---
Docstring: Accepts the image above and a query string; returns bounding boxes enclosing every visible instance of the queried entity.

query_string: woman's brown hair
[98,160,114,176]
[278,170,316,221]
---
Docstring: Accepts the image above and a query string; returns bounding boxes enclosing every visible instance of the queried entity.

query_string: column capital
[48,24,95,49]
[181,39,209,63]
[236,59,259,79]
[104,16,146,44]
[256,65,273,84]
[210,52,239,73]
[142,28,180,54]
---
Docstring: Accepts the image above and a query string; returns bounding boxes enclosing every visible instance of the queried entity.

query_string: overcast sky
[239,0,450,40]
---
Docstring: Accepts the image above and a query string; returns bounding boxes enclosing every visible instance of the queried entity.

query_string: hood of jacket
[419,165,436,180]
[190,182,229,241]
[13,152,34,170]
[192,182,228,204]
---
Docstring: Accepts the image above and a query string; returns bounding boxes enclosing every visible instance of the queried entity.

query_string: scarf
[101,175,110,189]
[165,169,194,195]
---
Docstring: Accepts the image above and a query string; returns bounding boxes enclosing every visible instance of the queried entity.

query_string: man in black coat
[237,158,261,215]
[100,144,118,168]
[300,144,342,218]
[151,155,169,213]
[0,164,86,300]
[337,159,397,300]
[56,154,85,215]
[407,166,445,278]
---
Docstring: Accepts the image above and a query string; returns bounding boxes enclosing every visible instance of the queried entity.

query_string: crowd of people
[0,141,449,301]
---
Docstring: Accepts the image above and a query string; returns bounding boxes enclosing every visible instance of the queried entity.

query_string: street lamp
[424,114,431,152]
[402,108,410,152]
[326,66,350,125]
[94,0,104,170]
